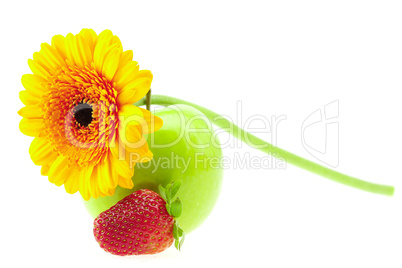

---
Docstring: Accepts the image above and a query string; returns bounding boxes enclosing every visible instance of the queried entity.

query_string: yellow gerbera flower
[18,29,163,200]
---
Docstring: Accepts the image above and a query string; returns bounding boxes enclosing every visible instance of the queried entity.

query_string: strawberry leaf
[178,226,183,237]
[169,180,182,200]
[170,198,182,218]
[178,232,185,251]
[173,222,179,240]
[159,180,185,252]
[158,185,167,201]
[173,222,185,251]
[165,183,172,203]
[165,203,171,215]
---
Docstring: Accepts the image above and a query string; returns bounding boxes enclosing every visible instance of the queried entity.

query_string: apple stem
[146,89,151,111]
[134,95,395,196]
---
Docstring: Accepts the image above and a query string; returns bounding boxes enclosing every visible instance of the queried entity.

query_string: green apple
[83,104,224,233]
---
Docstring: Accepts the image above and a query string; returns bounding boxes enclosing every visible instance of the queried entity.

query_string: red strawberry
[93,189,175,256]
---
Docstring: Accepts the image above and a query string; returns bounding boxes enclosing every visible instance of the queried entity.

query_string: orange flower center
[40,64,119,169]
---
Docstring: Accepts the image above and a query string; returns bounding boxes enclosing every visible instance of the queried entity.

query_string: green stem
[145,89,151,111]
[135,94,394,196]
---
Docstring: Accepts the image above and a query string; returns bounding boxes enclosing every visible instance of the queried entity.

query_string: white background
[1,0,402,267]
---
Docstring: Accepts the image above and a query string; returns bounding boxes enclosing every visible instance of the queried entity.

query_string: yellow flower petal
[129,144,153,163]
[82,165,96,200]
[93,30,114,73]
[41,164,51,176]
[107,187,116,197]
[109,150,134,179]
[135,70,153,81]
[48,156,74,187]
[33,52,55,75]
[79,28,98,53]
[112,35,123,53]
[136,107,163,134]
[99,153,118,192]
[98,30,114,41]
[51,35,67,59]
[78,167,91,201]
[117,173,134,189]
[109,139,123,160]
[73,34,93,68]
[113,61,139,91]
[119,125,153,163]
[18,105,42,119]
[19,91,39,105]
[118,103,143,116]
[19,118,43,137]
[116,77,151,105]
[86,164,109,199]
[119,122,142,144]
[64,171,80,194]
[37,43,67,73]
[65,33,92,68]
[117,50,133,69]
[102,46,120,81]
[29,137,57,165]
[118,104,143,126]
[91,162,108,194]
[117,105,163,135]
[21,74,47,97]
[64,33,76,67]
[89,177,102,199]
[28,59,51,80]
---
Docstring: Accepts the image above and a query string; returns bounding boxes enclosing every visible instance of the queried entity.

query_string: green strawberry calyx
[158,180,185,251]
